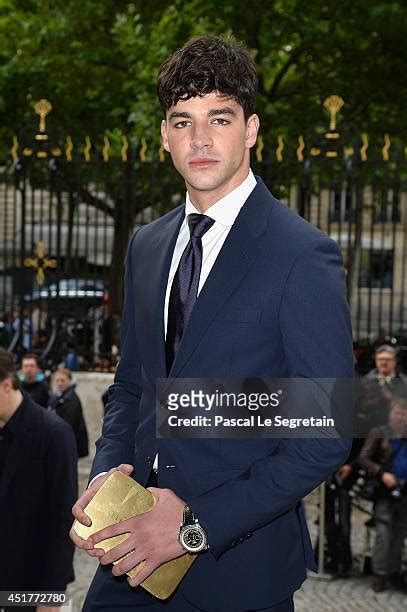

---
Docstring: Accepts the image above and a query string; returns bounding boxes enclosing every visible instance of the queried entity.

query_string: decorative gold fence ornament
[35,99,52,133]
[158,143,165,162]
[11,135,19,161]
[296,135,305,162]
[276,135,284,162]
[65,136,73,161]
[102,136,111,162]
[121,135,129,162]
[256,135,264,162]
[360,134,369,161]
[24,241,57,286]
[382,134,391,161]
[323,95,344,132]
[139,138,147,162]
[84,136,92,162]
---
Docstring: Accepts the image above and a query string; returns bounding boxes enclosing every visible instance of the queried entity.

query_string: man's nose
[190,124,213,150]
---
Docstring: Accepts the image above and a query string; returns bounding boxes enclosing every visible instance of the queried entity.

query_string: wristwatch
[179,505,209,553]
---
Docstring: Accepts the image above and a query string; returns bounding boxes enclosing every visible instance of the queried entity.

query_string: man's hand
[69,463,134,558]
[37,607,61,612]
[381,471,398,489]
[90,487,186,587]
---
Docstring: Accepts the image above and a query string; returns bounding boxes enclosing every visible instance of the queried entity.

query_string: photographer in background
[359,398,407,593]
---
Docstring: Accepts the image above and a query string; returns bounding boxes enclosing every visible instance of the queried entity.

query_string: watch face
[181,525,206,551]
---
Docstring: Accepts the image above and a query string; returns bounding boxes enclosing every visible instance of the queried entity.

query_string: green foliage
[0,0,406,154]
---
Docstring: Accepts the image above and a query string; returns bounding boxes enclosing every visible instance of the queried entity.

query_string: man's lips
[188,158,219,168]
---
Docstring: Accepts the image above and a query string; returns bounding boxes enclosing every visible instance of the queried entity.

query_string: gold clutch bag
[73,471,196,600]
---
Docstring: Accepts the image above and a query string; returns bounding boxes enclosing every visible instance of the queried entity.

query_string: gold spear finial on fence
[323,95,344,131]
[34,99,52,133]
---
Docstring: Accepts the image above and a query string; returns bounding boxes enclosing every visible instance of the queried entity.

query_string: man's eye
[212,118,230,125]
[174,121,190,128]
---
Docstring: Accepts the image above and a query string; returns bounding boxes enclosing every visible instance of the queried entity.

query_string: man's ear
[245,114,260,149]
[161,120,170,152]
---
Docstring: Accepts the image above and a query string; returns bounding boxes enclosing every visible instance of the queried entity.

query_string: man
[19,353,50,407]
[359,398,407,592]
[0,348,77,612]
[358,345,407,432]
[72,36,353,612]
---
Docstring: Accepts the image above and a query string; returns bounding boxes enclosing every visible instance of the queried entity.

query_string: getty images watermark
[156,378,356,439]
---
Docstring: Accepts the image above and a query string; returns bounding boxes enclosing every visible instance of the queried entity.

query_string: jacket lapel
[134,207,184,380]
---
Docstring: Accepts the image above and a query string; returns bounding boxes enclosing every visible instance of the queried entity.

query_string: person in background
[19,353,50,407]
[359,345,407,432]
[359,397,407,593]
[65,342,80,371]
[50,368,89,458]
[13,306,38,351]
[0,348,77,612]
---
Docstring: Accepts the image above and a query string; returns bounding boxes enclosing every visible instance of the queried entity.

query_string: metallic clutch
[73,471,196,600]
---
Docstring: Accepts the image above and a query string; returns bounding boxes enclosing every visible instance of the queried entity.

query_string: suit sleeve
[90,230,143,481]
[43,420,78,590]
[188,236,354,559]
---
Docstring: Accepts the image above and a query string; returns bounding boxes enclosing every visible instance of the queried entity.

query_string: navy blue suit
[87,178,353,610]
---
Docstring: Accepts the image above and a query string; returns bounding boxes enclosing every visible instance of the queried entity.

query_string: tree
[0,0,405,311]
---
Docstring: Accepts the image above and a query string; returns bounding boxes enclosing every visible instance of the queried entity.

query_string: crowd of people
[323,344,407,593]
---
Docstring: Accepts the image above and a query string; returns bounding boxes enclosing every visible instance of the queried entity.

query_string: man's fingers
[72,487,98,525]
[112,549,145,576]
[69,527,96,551]
[127,559,157,587]
[116,463,134,476]
[90,518,135,544]
[99,535,136,566]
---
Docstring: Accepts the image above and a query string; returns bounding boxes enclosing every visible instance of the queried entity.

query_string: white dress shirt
[91,170,257,483]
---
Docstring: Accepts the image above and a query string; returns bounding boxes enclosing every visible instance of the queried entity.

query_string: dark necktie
[166,213,215,372]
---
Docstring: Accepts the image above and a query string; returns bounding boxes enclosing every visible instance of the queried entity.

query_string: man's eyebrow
[168,111,191,119]
[207,107,236,117]
[168,108,236,120]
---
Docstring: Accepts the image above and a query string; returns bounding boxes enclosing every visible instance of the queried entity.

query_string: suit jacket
[0,395,78,591]
[91,178,353,609]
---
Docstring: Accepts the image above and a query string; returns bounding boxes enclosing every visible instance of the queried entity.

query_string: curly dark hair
[157,35,258,120]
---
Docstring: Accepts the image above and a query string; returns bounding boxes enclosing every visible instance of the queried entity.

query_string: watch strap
[182,505,195,526]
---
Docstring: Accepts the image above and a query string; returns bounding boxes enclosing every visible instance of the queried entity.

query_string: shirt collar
[185,169,257,227]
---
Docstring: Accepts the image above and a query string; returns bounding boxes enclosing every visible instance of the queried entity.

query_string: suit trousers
[83,565,294,612]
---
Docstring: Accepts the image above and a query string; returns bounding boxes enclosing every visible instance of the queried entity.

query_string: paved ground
[62,379,407,611]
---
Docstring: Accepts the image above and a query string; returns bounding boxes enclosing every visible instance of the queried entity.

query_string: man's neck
[0,390,23,425]
[186,167,251,213]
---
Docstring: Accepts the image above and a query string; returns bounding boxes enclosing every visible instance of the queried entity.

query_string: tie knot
[187,213,215,240]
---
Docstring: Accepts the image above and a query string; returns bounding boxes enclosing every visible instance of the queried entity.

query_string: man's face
[54,372,70,393]
[389,405,407,430]
[375,351,396,377]
[22,358,38,381]
[161,92,259,207]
